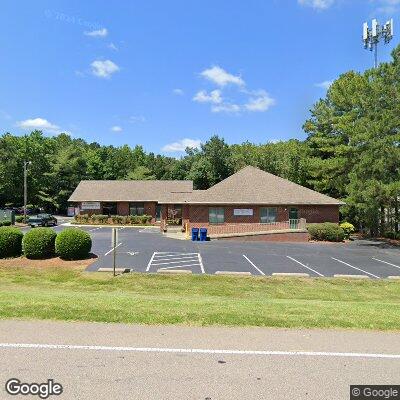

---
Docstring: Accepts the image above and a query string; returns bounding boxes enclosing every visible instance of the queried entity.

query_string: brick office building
[69,166,344,238]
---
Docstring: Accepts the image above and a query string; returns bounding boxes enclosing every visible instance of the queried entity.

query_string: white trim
[1,343,399,359]
[287,256,324,277]
[331,257,379,279]
[242,255,265,275]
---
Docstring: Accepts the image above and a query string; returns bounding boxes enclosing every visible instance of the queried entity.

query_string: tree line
[1,46,399,235]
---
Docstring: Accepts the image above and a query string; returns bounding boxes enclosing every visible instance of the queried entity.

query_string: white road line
[157,264,201,270]
[151,259,198,266]
[331,257,379,279]
[372,258,400,270]
[146,252,156,272]
[104,243,122,256]
[89,227,102,232]
[1,343,399,360]
[287,256,324,277]
[198,253,205,274]
[152,256,199,262]
[242,255,265,276]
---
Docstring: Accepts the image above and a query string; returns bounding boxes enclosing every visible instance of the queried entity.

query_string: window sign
[233,208,253,216]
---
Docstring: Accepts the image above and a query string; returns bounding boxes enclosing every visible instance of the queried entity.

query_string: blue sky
[0,0,399,155]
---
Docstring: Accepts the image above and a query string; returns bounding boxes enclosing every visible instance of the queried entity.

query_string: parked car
[28,214,58,228]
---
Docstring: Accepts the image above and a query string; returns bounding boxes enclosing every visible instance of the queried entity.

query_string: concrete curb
[157,269,192,274]
[388,276,400,280]
[272,272,310,278]
[333,274,369,279]
[215,271,252,276]
[97,267,131,273]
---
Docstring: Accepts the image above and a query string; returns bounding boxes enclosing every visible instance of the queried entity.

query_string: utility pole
[23,161,31,222]
[363,18,394,68]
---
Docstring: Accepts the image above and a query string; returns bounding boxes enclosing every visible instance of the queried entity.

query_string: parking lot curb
[98,267,131,273]
[272,273,310,278]
[333,274,369,279]
[157,269,192,274]
[388,276,400,280]
[215,271,252,276]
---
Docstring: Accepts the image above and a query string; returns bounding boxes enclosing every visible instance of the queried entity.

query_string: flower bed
[74,214,153,225]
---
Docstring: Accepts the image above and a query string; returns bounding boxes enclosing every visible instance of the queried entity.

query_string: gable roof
[179,166,344,205]
[68,180,193,202]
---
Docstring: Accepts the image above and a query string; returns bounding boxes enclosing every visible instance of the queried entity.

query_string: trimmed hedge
[74,214,152,225]
[23,227,57,259]
[55,228,92,260]
[339,222,355,239]
[0,220,12,227]
[307,223,345,242]
[0,227,24,258]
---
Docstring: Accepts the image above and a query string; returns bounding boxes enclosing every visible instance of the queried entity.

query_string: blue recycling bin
[200,228,207,241]
[191,227,199,241]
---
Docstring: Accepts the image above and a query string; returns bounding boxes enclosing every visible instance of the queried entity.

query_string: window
[260,207,277,223]
[129,202,145,216]
[209,207,224,224]
[102,202,117,216]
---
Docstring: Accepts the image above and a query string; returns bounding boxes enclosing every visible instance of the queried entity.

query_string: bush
[15,215,27,223]
[339,222,355,239]
[55,228,92,260]
[0,227,23,258]
[23,227,57,259]
[307,223,345,242]
[1,220,12,226]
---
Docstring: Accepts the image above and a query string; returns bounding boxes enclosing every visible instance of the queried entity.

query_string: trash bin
[200,228,207,242]
[191,227,199,241]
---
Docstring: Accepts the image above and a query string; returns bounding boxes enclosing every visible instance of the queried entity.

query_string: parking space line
[152,255,199,262]
[158,264,202,270]
[104,243,122,256]
[242,255,265,276]
[331,257,379,278]
[151,259,198,266]
[155,252,199,256]
[287,256,324,277]
[89,227,102,232]
[198,253,205,274]
[146,252,156,272]
[372,258,400,270]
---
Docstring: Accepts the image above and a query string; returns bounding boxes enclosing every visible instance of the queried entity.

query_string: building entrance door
[156,205,162,221]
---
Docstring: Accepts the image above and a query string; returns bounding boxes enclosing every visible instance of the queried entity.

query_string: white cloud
[16,117,60,133]
[162,138,202,152]
[211,104,241,113]
[84,28,108,37]
[200,66,244,87]
[90,60,120,78]
[315,80,333,89]
[244,90,275,112]
[193,89,222,104]
[298,0,335,9]
[173,88,184,95]
[111,125,122,132]
[129,115,146,123]
[108,42,118,51]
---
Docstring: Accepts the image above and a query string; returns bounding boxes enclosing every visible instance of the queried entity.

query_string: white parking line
[155,252,199,256]
[242,255,265,276]
[287,256,324,277]
[89,227,102,232]
[146,252,156,272]
[104,243,122,256]
[331,257,379,279]
[1,343,400,360]
[158,264,202,270]
[151,259,198,266]
[198,253,205,274]
[152,255,199,262]
[372,258,400,270]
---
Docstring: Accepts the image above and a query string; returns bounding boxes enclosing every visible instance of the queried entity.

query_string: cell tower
[363,18,394,68]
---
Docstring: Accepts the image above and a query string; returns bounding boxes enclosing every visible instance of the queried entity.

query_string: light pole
[363,18,394,68]
[23,161,32,222]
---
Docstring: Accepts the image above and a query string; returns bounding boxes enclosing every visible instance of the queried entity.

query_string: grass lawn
[0,263,399,330]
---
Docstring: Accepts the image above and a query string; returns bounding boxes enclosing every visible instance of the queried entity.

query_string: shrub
[307,223,345,242]
[15,215,24,223]
[55,228,92,260]
[339,222,355,239]
[0,227,23,258]
[111,215,123,224]
[2,220,12,226]
[23,227,57,259]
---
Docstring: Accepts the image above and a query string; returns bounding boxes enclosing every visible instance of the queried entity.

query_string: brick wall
[186,204,339,235]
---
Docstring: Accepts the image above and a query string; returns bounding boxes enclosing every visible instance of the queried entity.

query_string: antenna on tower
[363,18,394,68]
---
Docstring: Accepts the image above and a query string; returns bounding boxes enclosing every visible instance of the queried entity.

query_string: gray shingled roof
[68,180,193,202]
[181,166,344,205]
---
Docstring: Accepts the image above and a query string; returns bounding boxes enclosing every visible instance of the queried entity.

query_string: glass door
[156,205,162,221]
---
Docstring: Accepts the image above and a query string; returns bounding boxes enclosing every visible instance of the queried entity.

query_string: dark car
[28,214,58,228]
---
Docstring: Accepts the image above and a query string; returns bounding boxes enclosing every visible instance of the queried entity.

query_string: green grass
[0,266,399,330]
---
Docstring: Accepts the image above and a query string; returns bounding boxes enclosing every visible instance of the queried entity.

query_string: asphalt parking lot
[39,224,400,279]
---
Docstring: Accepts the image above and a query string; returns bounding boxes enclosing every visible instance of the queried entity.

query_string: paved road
[0,320,399,399]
